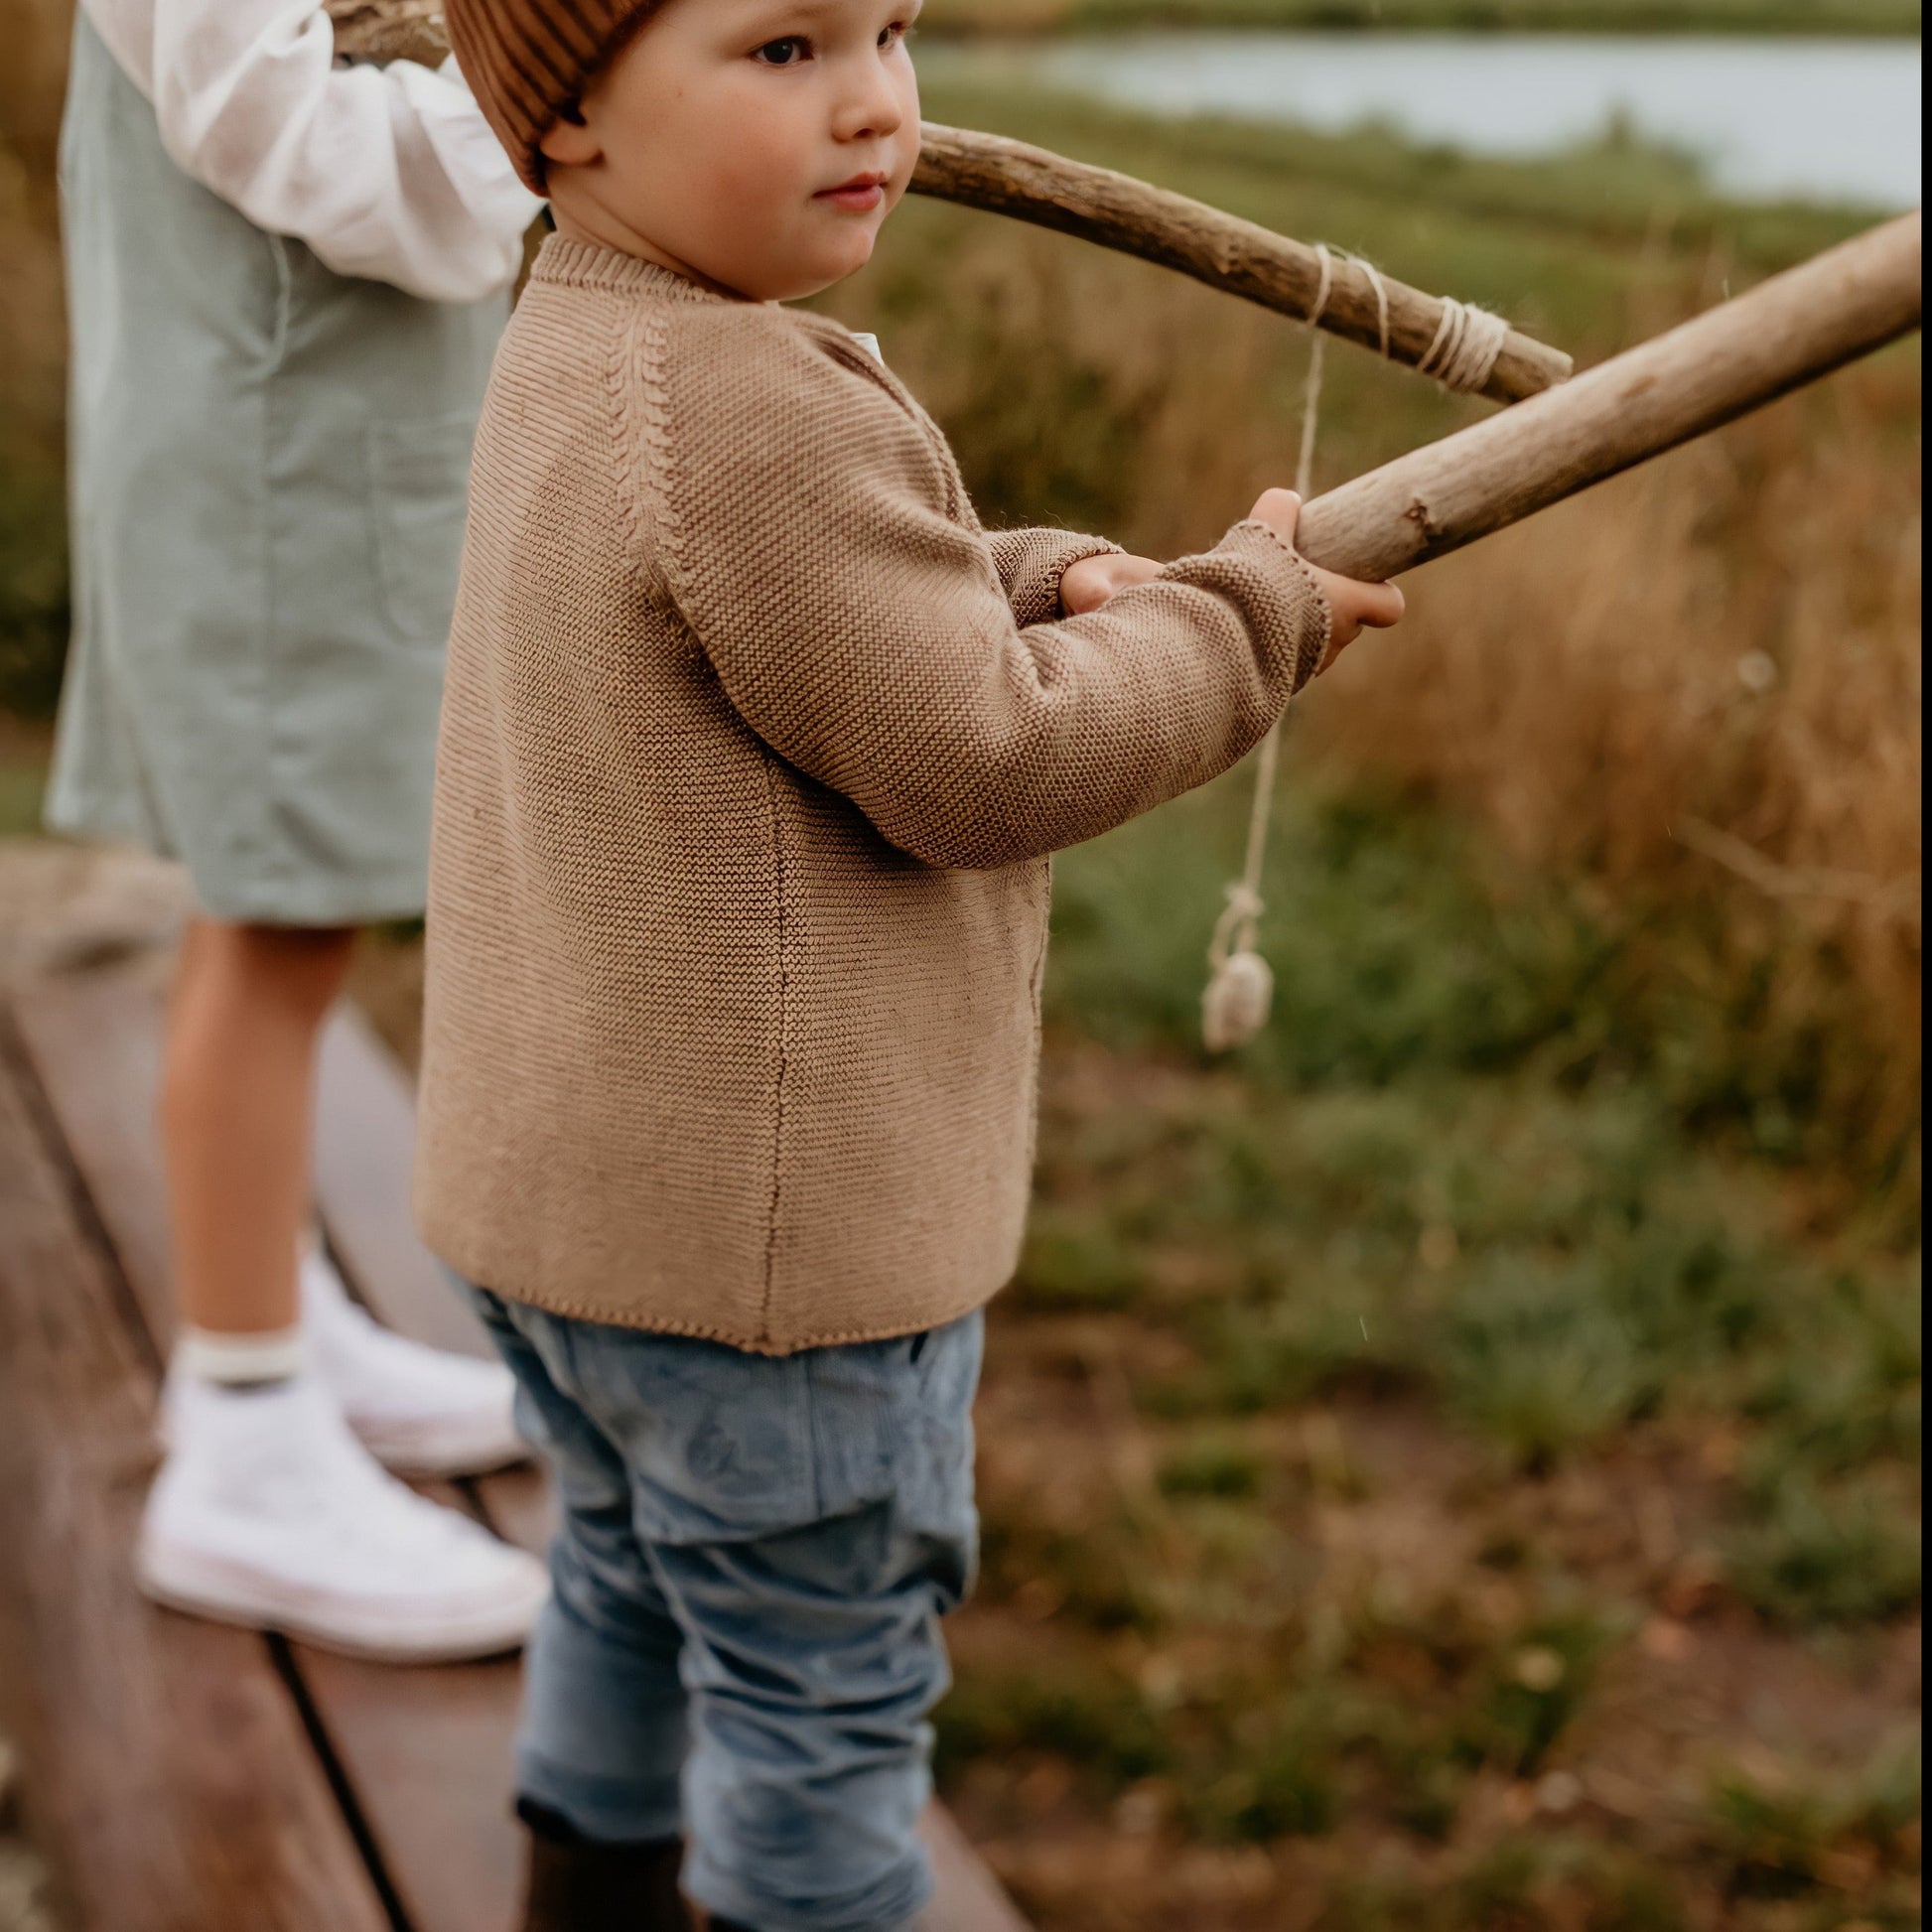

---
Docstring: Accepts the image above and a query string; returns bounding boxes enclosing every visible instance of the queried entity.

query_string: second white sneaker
[138,1372,548,1663]
[303,1245,528,1477]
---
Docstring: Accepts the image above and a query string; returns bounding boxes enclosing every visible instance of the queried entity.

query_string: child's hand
[1249,488,1405,669]
[1060,550,1166,616]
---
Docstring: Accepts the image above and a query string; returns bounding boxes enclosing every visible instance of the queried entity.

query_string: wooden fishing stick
[913,124,1572,403]
[1298,210,1921,581]
[325,0,1572,403]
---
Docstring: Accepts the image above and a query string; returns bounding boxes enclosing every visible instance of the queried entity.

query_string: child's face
[541,0,922,302]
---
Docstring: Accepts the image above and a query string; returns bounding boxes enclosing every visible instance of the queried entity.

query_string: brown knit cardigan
[416,236,1331,1352]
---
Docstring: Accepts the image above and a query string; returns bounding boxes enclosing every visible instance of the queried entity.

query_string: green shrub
[1157,1433,1264,1500]
[1725,1463,1922,1627]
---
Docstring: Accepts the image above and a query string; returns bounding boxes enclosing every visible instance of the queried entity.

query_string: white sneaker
[137,1374,548,1663]
[303,1245,527,1477]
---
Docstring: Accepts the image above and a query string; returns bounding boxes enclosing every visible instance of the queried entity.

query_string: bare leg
[159,918,356,1335]
[138,919,546,1662]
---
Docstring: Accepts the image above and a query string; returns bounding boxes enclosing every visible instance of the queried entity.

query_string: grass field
[1,14,1922,1930]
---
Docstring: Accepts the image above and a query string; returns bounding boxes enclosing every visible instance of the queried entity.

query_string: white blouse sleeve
[78,0,543,305]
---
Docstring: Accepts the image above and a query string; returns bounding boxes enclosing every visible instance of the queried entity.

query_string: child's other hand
[1249,488,1405,669]
[1060,550,1165,616]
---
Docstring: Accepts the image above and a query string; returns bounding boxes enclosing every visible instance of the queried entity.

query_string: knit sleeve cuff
[986,527,1123,628]
[1166,518,1334,699]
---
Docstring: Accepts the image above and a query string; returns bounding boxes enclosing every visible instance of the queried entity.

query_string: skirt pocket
[366,410,481,648]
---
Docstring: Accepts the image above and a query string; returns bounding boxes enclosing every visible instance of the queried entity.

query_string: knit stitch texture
[416,236,1332,1352]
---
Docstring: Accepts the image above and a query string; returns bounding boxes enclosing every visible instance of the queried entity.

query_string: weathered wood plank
[294,1648,525,1932]
[9,956,177,1346]
[316,1003,495,1362]
[468,1464,558,1559]
[309,1008,566,1930]
[0,1012,392,1932]
[14,963,525,1932]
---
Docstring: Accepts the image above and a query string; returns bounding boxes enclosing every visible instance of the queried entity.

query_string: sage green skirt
[47,15,509,925]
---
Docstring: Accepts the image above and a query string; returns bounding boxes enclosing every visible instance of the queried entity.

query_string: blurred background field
[0,4,1921,1929]
[920,0,1920,35]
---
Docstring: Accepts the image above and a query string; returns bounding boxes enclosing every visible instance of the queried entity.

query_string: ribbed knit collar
[529,233,740,305]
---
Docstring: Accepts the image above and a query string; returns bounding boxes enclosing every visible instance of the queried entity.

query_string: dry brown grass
[1311,368,1923,1165]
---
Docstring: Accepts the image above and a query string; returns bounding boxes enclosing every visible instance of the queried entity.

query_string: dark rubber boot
[518,1802,693,1932]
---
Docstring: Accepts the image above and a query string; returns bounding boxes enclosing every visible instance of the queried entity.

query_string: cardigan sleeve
[985,526,1122,628]
[80,0,540,303]
[640,306,1331,872]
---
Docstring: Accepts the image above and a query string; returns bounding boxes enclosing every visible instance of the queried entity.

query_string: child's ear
[539,106,602,168]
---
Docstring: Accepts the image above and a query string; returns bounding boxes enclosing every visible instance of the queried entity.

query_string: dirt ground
[0,838,188,982]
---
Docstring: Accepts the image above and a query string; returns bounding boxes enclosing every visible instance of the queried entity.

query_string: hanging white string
[1202,244,1337,1052]
[1201,251,1506,1050]
[1357,256,1393,360]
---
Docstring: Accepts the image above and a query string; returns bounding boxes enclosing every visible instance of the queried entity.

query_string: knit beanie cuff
[443,0,662,193]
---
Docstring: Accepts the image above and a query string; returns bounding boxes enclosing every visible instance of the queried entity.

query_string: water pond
[918,33,1924,207]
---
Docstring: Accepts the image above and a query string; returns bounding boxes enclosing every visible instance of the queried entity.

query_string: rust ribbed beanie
[444,0,662,193]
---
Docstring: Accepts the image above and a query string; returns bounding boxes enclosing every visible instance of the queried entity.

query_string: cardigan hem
[446,1263,1009,1358]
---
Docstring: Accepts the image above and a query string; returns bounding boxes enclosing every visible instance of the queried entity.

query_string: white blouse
[78,0,542,305]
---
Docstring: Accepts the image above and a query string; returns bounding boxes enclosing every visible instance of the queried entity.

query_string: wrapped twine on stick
[1201,252,1509,1052]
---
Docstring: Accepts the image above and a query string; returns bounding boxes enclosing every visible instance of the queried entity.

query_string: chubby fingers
[1244,485,1403,664]
[1351,579,1406,630]
[1311,567,1407,667]
[1061,550,1165,616]
[1248,486,1304,548]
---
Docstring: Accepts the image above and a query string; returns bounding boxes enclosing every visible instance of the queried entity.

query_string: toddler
[425,0,1403,1924]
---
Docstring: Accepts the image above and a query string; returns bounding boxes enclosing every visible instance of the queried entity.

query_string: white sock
[175,1322,306,1389]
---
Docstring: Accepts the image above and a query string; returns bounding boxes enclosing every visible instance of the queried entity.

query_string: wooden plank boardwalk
[0,945,1029,1932]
